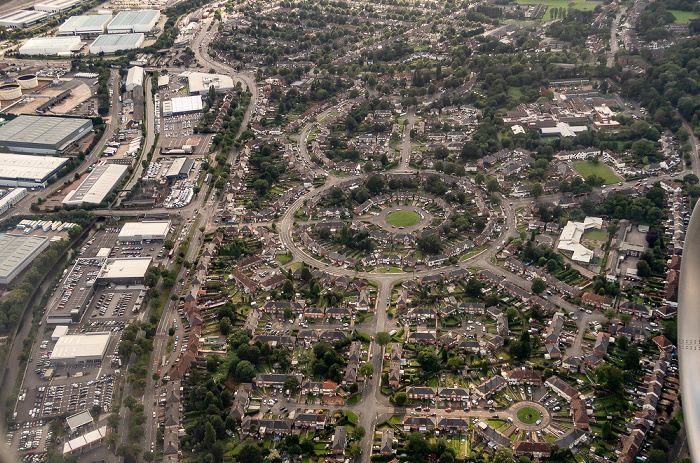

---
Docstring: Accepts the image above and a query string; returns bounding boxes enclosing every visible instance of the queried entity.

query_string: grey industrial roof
[51,332,110,360]
[98,257,152,280]
[0,10,49,23]
[0,115,91,150]
[0,234,48,280]
[0,153,69,182]
[59,14,112,30]
[62,163,127,205]
[92,33,143,48]
[108,10,158,28]
[65,410,93,431]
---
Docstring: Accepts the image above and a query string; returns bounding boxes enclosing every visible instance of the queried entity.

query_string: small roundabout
[509,400,550,431]
[516,406,540,424]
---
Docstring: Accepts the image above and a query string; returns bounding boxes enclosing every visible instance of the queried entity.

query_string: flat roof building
[46,257,104,325]
[125,66,144,92]
[63,163,128,205]
[107,10,160,33]
[0,188,27,215]
[19,36,84,56]
[118,220,171,243]
[0,234,49,284]
[90,33,144,54]
[58,14,113,35]
[0,153,69,188]
[0,115,92,154]
[97,257,152,284]
[0,10,49,29]
[162,95,203,116]
[50,332,110,365]
[181,71,234,95]
[35,0,89,14]
[65,410,93,433]
[165,157,193,179]
[51,325,69,341]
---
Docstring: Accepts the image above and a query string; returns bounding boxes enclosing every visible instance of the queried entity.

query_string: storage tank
[17,74,38,89]
[0,83,22,100]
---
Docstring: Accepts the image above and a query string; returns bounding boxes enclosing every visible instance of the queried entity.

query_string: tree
[359,363,374,377]
[394,391,408,405]
[366,175,385,194]
[531,278,546,295]
[596,364,623,393]
[601,421,612,440]
[219,317,232,335]
[623,346,641,371]
[143,451,155,462]
[375,331,392,346]
[417,348,441,372]
[440,452,454,463]
[604,308,616,322]
[347,443,362,456]
[282,279,294,299]
[163,239,174,250]
[646,450,667,463]
[235,360,255,382]
[531,182,543,198]
[637,260,651,278]
[616,334,629,351]
[493,447,515,463]
[620,313,632,325]
[237,441,263,463]
[352,426,366,441]
[486,178,500,193]
[283,377,300,391]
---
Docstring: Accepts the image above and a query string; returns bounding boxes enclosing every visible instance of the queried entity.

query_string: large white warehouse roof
[62,163,128,205]
[0,10,49,28]
[118,220,171,242]
[0,234,50,284]
[51,332,110,362]
[19,36,83,56]
[181,71,234,95]
[90,33,144,54]
[0,153,69,188]
[58,14,113,35]
[107,10,160,33]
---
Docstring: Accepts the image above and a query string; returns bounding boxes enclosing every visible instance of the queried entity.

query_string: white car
[153,411,156,418]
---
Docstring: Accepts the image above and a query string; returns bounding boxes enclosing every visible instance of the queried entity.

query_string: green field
[387,211,420,227]
[584,229,608,241]
[515,0,598,11]
[573,161,620,184]
[669,10,698,23]
[517,407,540,424]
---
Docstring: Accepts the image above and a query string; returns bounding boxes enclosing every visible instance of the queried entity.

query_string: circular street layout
[516,406,540,424]
[387,210,420,227]
[509,401,550,431]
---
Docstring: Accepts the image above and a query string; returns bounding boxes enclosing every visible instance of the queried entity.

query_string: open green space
[669,10,698,23]
[573,161,620,184]
[387,210,420,227]
[515,0,598,11]
[517,407,540,424]
[584,229,608,241]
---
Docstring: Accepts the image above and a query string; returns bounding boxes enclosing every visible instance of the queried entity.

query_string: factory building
[125,66,144,92]
[62,163,128,205]
[180,71,234,95]
[162,95,203,116]
[0,188,27,215]
[58,14,113,35]
[0,115,92,154]
[0,153,69,188]
[50,332,111,365]
[118,220,171,243]
[0,234,50,284]
[34,0,89,14]
[165,157,193,180]
[106,10,160,33]
[0,10,49,29]
[19,36,84,56]
[96,257,152,285]
[90,33,144,54]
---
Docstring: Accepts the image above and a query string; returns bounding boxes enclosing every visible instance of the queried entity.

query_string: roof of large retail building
[0,153,69,181]
[0,234,48,281]
[62,163,128,205]
[98,257,152,280]
[170,95,203,113]
[108,10,159,28]
[51,332,110,360]
[20,36,84,53]
[91,33,144,48]
[0,9,49,23]
[118,221,171,240]
[0,116,91,148]
[180,71,234,94]
[59,14,113,30]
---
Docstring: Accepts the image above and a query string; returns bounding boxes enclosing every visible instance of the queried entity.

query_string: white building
[34,0,89,14]
[0,10,49,28]
[162,95,203,116]
[62,163,128,205]
[0,153,69,188]
[0,188,27,215]
[90,33,144,54]
[181,71,235,95]
[58,14,113,35]
[50,332,111,365]
[19,36,83,56]
[118,221,171,243]
[125,66,144,92]
[107,10,160,33]
[557,217,603,263]
[0,234,50,284]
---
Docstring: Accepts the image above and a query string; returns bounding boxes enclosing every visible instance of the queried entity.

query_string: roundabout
[509,401,550,431]
[386,210,420,227]
[516,406,540,424]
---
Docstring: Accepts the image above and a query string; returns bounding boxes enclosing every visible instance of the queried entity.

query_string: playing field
[573,161,620,185]
[387,211,420,227]
[669,10,699,23]
[515,0,598,12]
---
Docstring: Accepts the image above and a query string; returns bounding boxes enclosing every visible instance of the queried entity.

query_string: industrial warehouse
[118,220,172,243]
[106,10,160,33]
[180,71,235,95]
[58,14,113,36]
[34,0,90,14]
[0,153,69,188]
[62,163,128,205]
[46,256,152,324]
[0,115,92,154]
[19,36,84,56]
[125,66,144,92]
[0,10,49,29]
[0,188,28,215]
[89,33,145,54]
[165,157,194,180]
[50,332,111,365]
[0,234,50,284]
[162,95,203,116]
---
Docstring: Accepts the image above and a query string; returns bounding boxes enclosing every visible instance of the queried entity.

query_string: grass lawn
[387,210,420,226]
[517,407,540,424]
[346,411,359,424]
[584,229,608,241]
[347,394,363,406]
[277,253,293,265]
[516,0,597,11]
[573,161,620,184]
[669,9,698,23]
[287,262,303,271]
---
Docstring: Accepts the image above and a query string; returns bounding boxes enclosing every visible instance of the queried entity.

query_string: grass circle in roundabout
[386,210,420,227]
[516,406,540,424]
